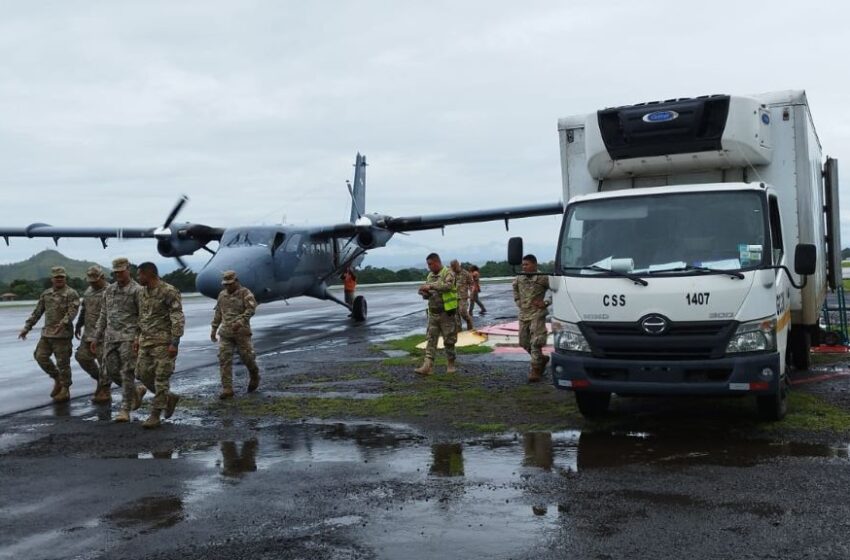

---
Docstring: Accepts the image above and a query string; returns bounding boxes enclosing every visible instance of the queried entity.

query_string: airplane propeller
[154,195,189,240]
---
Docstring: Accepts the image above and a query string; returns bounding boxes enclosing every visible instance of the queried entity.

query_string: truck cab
[523,91,840,420]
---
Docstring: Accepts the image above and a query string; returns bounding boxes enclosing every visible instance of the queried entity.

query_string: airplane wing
[381,201,564,232]
[313,201,563,238]
[0,225,156,245]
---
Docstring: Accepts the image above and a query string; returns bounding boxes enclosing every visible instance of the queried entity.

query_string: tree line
[0,269,197,300]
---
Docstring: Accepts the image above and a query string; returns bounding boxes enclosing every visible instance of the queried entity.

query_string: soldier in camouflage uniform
[450,259,474,331]
[134,262,185,429]
[512,254,552,383]
[93,258,146,422]
[75,265,109,403]
[415,253,459,376]
[18,266,80,402]
[211,270,260,399]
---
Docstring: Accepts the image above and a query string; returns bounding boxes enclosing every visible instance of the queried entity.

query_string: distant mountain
[0,250,106,283]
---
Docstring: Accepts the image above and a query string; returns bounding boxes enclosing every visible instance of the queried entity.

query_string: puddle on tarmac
[104,495,185,533]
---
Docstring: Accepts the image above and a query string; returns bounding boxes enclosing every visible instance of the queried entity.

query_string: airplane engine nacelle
[157,236,204,258]
[356,229,377,249]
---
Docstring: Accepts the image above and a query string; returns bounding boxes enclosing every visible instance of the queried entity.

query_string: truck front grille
[580,321,736,361]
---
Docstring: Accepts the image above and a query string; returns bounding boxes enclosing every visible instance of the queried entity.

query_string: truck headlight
[552,319,591,353]
[725,317,777,353]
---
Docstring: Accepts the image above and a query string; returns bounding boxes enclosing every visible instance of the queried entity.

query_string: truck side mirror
[508,237,524,266]
[794,244,816,276]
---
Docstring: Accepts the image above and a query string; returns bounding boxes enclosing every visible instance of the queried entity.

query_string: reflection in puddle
[430,443,465,477]
[523,432,554,471]
[220,439,258,477]
[104,495,184,533]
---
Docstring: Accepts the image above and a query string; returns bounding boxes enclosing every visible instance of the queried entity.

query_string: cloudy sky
[1,0,848,271]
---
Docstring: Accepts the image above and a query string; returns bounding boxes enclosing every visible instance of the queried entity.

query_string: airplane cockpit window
[222,230,274,248]
[285,234,302,253]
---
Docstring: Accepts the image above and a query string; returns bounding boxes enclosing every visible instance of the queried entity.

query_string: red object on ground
[492,346,554,355]
[811,345,850,354]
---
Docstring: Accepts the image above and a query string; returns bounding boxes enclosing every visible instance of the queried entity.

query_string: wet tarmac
[4,283,850,559]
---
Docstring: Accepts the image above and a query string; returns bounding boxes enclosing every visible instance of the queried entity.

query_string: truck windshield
[558,191,768,275]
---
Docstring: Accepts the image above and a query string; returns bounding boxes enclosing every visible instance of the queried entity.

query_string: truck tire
[756,381,788,421]
[352,296,367,322]
[789,328,811,371]
[575,391,611,418]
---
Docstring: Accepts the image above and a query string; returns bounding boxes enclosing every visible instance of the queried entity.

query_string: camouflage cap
[86,265,104,281]
[50,266,67,278]
[221,270,238,285]
[112,258,130,272]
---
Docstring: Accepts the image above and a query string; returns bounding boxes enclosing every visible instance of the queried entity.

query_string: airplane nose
[196,268,222,299]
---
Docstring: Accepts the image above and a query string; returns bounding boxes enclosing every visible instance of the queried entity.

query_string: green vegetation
[381,334,493,356]
[774,392,850,432]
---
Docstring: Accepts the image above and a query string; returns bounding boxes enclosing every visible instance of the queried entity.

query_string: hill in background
[0,249,106,284]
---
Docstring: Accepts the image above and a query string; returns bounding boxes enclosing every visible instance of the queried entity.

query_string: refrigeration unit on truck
[509,90,841,420]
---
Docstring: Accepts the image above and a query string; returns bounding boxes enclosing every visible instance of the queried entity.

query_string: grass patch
[774,392,850,432]
[380,334,493,356]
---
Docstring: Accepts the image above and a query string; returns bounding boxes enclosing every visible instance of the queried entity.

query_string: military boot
[219,387,235,400]
[164,393,180,419]
[114,409,130,423]
[131,385,147,411]
[466,318,474,331]
[53,386,71,403]
[142,409,162,429]
[247,370,261,393]
[414,359,433,376]
[527,364,543,383]
[50,378,61,398]
[92,386,111,404]
[446,359,458,374]
[541,355,550,376]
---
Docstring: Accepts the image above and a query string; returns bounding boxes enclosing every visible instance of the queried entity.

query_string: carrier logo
[640,314,669,335]
[642,110,679,123]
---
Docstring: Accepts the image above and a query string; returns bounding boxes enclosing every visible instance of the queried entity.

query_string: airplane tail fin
[348,153,367,223]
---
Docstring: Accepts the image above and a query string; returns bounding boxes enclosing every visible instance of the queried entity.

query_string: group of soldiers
[18,260,260,428]
[415,252,550,382]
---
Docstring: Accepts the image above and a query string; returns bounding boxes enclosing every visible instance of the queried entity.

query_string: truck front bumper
[550,351,782,396]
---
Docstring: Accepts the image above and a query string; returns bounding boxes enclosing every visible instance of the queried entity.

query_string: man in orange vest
[342,267,358,317]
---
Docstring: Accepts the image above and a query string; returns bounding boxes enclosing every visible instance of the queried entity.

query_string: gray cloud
[1,0,848,270]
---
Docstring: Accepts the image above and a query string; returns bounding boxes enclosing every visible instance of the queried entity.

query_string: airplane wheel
[352,296,367,322]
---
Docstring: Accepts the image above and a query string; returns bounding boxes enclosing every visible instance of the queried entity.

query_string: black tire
[789,328,811,371]
[352,296,367,322]
[575,391,611,418]
[756,381,788,421]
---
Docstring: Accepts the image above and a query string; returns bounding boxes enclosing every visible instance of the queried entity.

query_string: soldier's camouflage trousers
[74,341,102,384]
[455,297,473,331]
[425,311,458,362]
[103,342,136,409]
[35,337,73,388]
[519,316,548,368]
[135,344,177,411]
[218,334,259,390]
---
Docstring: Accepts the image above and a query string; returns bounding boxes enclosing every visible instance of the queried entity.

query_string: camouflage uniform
[75,270,107,385]
[94,266,143,410]
[513,274,551,372]
[136,280,185,411]
[455,267,474,331]
[22,268,80,389]
[423,267,458,362]
[212,275,259,391]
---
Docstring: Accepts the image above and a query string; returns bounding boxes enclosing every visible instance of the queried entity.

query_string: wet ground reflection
[104,495,184,533]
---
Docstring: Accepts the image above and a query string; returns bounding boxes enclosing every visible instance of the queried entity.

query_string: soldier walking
[414,253,459,376]
[134,262,185,429]
[18,266,80,402]
[211,270,261,399]
[450,260,474,331]
[93,258,146,422]
[513,254,551,383]
[75,265,109,403]
[468,265,487,315]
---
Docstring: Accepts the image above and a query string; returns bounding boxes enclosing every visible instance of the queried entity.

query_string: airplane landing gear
[352,295,367,322]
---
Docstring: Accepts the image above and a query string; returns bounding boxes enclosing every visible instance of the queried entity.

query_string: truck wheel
[575,392,611,418]
[756,381,788,422]
[789,328,811,371]
[352,296,367,322]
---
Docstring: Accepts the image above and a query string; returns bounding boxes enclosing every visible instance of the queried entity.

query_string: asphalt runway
[0,285,413,416]
[4,282,850,559]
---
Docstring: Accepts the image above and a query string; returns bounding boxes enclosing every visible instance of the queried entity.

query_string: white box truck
[510,90,841,420]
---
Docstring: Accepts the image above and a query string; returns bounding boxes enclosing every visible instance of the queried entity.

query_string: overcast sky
[1,0,848,271]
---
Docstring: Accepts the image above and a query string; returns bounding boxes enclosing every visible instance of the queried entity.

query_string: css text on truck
[510,91,841,421]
